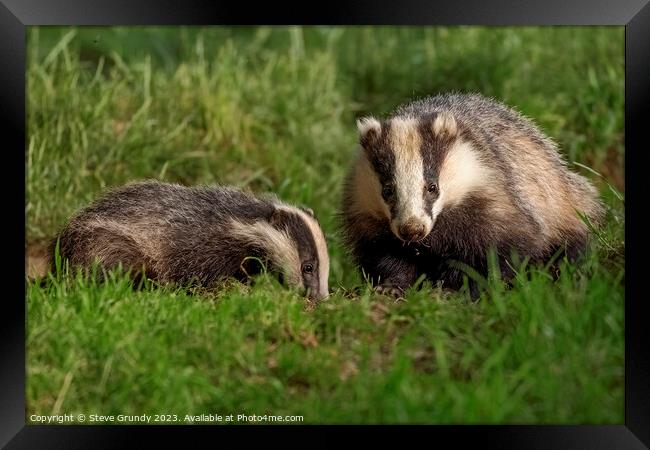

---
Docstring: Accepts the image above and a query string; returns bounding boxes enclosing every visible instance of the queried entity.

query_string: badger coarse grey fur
[342,93,604,298]
[53,180,330,300]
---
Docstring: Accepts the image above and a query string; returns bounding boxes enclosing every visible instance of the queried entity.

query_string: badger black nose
[398,220,426,242]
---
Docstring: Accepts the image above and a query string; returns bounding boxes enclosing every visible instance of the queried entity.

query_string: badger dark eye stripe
[417,113,454,180]
[363,123,396,188]
[272,209,319,264]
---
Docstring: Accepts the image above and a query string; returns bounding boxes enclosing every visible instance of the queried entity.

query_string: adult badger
[341,93,604,298]
[52,180,329,300]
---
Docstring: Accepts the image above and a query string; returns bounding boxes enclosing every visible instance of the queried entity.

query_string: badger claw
[374,284,405,299]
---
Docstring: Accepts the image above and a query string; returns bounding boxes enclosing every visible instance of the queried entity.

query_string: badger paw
[374,284,405,299]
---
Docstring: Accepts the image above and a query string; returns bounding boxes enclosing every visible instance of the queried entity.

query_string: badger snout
[396,218,428,242]
[307,286,329,301]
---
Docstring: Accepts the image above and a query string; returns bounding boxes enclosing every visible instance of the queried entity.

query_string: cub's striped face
[357,112,460,243]
[269,206,330,301]
[230,205,330,301]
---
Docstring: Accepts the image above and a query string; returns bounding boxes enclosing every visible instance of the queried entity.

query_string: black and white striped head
[230,203,330,300]
[356,112,491,242]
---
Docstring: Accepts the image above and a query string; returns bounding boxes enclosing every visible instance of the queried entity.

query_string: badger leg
[545,233,589,281]
[564,234,588,263]
[354,237,419,296]
[374,284,405,298]
[373,254,419,297]
[431,264,479,299]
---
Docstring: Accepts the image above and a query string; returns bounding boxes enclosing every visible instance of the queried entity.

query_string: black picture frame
[3,0,648,447]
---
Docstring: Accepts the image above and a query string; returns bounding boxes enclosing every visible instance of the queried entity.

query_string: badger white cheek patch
[355,154,391,220]
[229,218,301,286]
[439,140,491,206]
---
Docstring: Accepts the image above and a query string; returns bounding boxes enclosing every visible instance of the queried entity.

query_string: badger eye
[382,185,394,199]
[302,263,314,275]
[427,183,438,194]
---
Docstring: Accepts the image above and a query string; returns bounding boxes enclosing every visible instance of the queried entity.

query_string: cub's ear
[299,206,315,217]
[356,117,381,149]
[269,207,290,229]
[431,112,458,138]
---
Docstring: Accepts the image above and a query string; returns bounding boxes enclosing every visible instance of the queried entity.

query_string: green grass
[26,26,625,424]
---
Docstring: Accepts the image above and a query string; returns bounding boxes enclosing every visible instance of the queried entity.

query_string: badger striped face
[232,204,329,301]
[357,112,488,243]
[270,206,329,301]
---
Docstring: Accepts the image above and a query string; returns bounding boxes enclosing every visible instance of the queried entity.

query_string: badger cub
[53,180,329,300]
[342,93,604,298]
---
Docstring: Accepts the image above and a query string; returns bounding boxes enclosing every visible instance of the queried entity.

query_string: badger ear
[431,112,458,137]
[299,206,315,217]
[269,207,290,229]
[356,117,381,148]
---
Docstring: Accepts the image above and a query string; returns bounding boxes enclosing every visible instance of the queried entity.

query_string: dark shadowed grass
[26,26,624,423]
